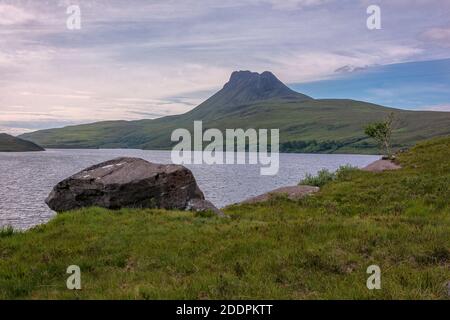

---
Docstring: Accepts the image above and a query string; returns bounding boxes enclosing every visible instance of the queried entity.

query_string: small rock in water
[46,157,221,215]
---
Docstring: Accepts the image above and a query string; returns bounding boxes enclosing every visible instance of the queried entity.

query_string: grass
[0,226,15,238]
[0,136,449,299]
[0,133,44,152]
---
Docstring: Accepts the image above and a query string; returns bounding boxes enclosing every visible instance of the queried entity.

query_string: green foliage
[364,112,395,157]
[299,165,358,187]
[335,164,359,180]
[0,136,449,299]
[281,139,348,153]
[0,226,15,238]
[0,133,44,152]
[300,169,335,187]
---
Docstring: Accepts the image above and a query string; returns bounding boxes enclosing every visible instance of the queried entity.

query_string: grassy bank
[0,136,449,299]
[0,133,44,152]
[21,98,450,154]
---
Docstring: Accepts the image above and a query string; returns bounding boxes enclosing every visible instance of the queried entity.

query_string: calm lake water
[0,149,379,230]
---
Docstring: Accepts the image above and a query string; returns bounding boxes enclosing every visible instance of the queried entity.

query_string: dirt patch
[362,159,402,172]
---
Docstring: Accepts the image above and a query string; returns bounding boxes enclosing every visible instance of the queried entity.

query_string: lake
[0,149,379,230]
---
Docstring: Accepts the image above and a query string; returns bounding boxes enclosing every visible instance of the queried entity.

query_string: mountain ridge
[20,71,450,154]
[182,70,312,120]
[221,70,312,102]
[0,133,45,152]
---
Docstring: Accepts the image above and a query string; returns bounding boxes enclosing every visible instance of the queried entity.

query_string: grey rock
[46,157,207,213]
[186,198,225,217]
[240,185,319,204]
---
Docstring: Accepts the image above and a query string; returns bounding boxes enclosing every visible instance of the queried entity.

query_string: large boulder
[46,157,219,214]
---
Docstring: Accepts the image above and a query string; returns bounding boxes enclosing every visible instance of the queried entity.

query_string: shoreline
[2,147,384,157]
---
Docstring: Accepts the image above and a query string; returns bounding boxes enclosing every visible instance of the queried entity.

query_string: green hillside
[20,71,450,154]
[0,133,44,152]
[1,136,449,299]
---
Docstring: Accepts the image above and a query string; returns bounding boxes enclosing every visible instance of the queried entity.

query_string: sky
[0,0,449,135]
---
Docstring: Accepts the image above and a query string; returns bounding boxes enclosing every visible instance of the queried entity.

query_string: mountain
[189,70,312,117]
[179,71,312,121]
[20,71,450,154]
[0,133,45,152]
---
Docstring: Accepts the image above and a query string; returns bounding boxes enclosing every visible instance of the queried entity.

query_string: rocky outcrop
[46,157,221,214]
[240,185,319,204]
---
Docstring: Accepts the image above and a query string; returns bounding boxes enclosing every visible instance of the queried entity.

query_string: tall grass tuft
[0,225,15,238]
[299,165,358,187]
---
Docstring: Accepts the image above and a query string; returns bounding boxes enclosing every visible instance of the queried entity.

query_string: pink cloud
[421,27,450,47]
[424,104,450,112]
[0,4,34,25]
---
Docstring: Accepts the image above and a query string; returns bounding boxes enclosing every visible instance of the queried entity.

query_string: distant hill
[0,133,44,152]
[20,71,450,154]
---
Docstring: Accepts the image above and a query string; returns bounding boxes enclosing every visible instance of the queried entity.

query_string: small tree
[364,112,395,159]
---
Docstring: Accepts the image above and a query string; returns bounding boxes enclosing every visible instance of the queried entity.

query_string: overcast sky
[1,0,449,135]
